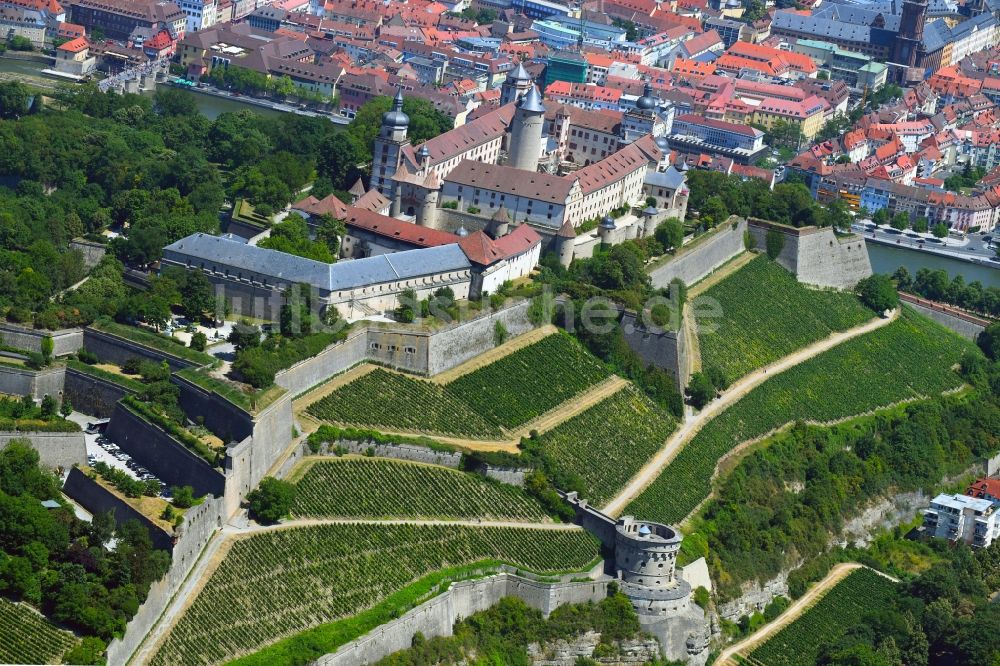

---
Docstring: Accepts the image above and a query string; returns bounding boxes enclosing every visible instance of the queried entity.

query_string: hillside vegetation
[290,458,547,520]
[697,256,873,384]
[626,309,974,525]
[151,524,600,666]
[747,568,897,666]
[521,384,677,506]
[307,333,610,438]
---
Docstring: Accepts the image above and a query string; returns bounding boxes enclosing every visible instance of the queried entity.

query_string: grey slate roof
[644,166,685,189]
[162,233,471,294]
[772,12,873,43]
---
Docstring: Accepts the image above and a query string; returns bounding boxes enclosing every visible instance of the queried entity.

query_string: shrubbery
[247,477,296,524]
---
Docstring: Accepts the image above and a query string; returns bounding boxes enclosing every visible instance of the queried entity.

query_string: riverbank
[863,232,1000,269]
[867,242,1000,288]
[164,79,348,124]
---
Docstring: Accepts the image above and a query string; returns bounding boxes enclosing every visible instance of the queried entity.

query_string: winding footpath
[601,309,900,517]
[714,563,900,666]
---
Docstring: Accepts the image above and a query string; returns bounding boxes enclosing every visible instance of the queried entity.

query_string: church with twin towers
[369,65,690,265]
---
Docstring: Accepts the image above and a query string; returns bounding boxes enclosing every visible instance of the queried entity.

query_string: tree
[40,335,53,365]
[9,35,33,51]
[891,266,912,291]
[912,216,929,233]
[932,223,949,238]
[247,477,296,524]
[686,372,716,409]
[654,217,684,253]
[315,214,346,258]
[228,321,260,352]
[766,229,785,260]
[978,321,1000,360]
[890,212,909,231]
[190,331,207,351]
[872,208,889,226]
[60,397,73,419]
[170,485,195,508]
[0,81,30,119]
[395,288,417,323]
[153,87,198,117]
[179,269,213,322]
[855,274,898,314]
[40,394,57,418]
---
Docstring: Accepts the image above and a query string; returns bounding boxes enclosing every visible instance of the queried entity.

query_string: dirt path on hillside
[715,563,899,666]
[294,374,630,455]
[682,301,701,376]
[430,325,557,384]
[601,309,899,517]
[223,517,584,537]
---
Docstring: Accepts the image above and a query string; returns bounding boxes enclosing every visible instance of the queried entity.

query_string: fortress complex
[162,68,687,321]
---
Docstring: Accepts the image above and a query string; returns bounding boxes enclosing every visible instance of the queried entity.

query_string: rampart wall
[64,367,135,418]
[0,431,86,469]
[747,219,872,289]
[649,218,747,289]
[83,328,202,372]
[105,402,225,498]
[619,311,688,392]
[105,495,225,666]
[0,364,65,400]
[63,468,173,551]
[316,574,609,666]
[0,323,83,356]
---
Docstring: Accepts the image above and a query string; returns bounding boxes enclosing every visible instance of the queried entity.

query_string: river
[0,55,283,119]
[867,243,1000,288]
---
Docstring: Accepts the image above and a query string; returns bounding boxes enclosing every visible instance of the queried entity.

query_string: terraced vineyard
[307,333,610,438]
[627,310,973,524]
[445,333,611,428]
[747,568,897,665]
[0,597,77,665]
[291,458,547,520]
[151,524,599,666]
[527,385,677,505]
[698,256,873,384]
[307,368,502,438]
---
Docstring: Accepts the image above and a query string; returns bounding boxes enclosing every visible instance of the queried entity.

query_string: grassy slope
[697,256,873,384]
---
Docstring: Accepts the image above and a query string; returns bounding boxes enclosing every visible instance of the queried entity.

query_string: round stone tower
[598,215,616,246]
[556,219,576,268]
[614,516,691,616]
[508,85,546,172]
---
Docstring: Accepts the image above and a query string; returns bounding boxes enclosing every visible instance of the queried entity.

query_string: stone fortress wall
[747,218,873,290]
[316,574,610,666]
[649,217,748,289]
[0,363,66,400]
[0,431,86,469]
[0,323,83,356]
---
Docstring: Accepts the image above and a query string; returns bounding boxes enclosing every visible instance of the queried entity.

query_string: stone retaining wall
[0,364,65,400]
[83,328,202,372]
[316,574,609,666]
[0,431,85,470]
[64,367,135,418]
[69,239,108,269]
[620,311,688,392]
[900,297,987,340]
[0,323,83,356]
[62,468,173,551]
[312,438,463,468]
[106,402,225,498]
[649,218,747,289]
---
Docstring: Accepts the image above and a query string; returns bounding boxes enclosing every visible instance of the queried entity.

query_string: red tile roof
[345,208,459,248]
[967,478,1000,501]
[58,37,89,53]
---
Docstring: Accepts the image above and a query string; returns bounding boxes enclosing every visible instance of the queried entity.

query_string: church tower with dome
[371,88,411,198]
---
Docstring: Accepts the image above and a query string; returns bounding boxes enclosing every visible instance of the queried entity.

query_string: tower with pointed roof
[419,170,441,230]
[500,62,534,105]
[372,88,411,199]
[487,206,511,239]
[555,219,576,268]
[507,84,546,172]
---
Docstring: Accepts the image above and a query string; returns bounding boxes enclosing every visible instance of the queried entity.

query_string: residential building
[923,493,1000,548]
[69,0,185,41]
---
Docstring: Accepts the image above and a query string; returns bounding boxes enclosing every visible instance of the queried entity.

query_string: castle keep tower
[507,85,546,172]
[372,88,410,198]
[501,62,534,105]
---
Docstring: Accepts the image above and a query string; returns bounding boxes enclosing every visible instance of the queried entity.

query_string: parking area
[66,412,170,499]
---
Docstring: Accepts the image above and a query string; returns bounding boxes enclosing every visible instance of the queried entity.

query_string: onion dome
[636,82,657,111]
[382,87,409,128]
